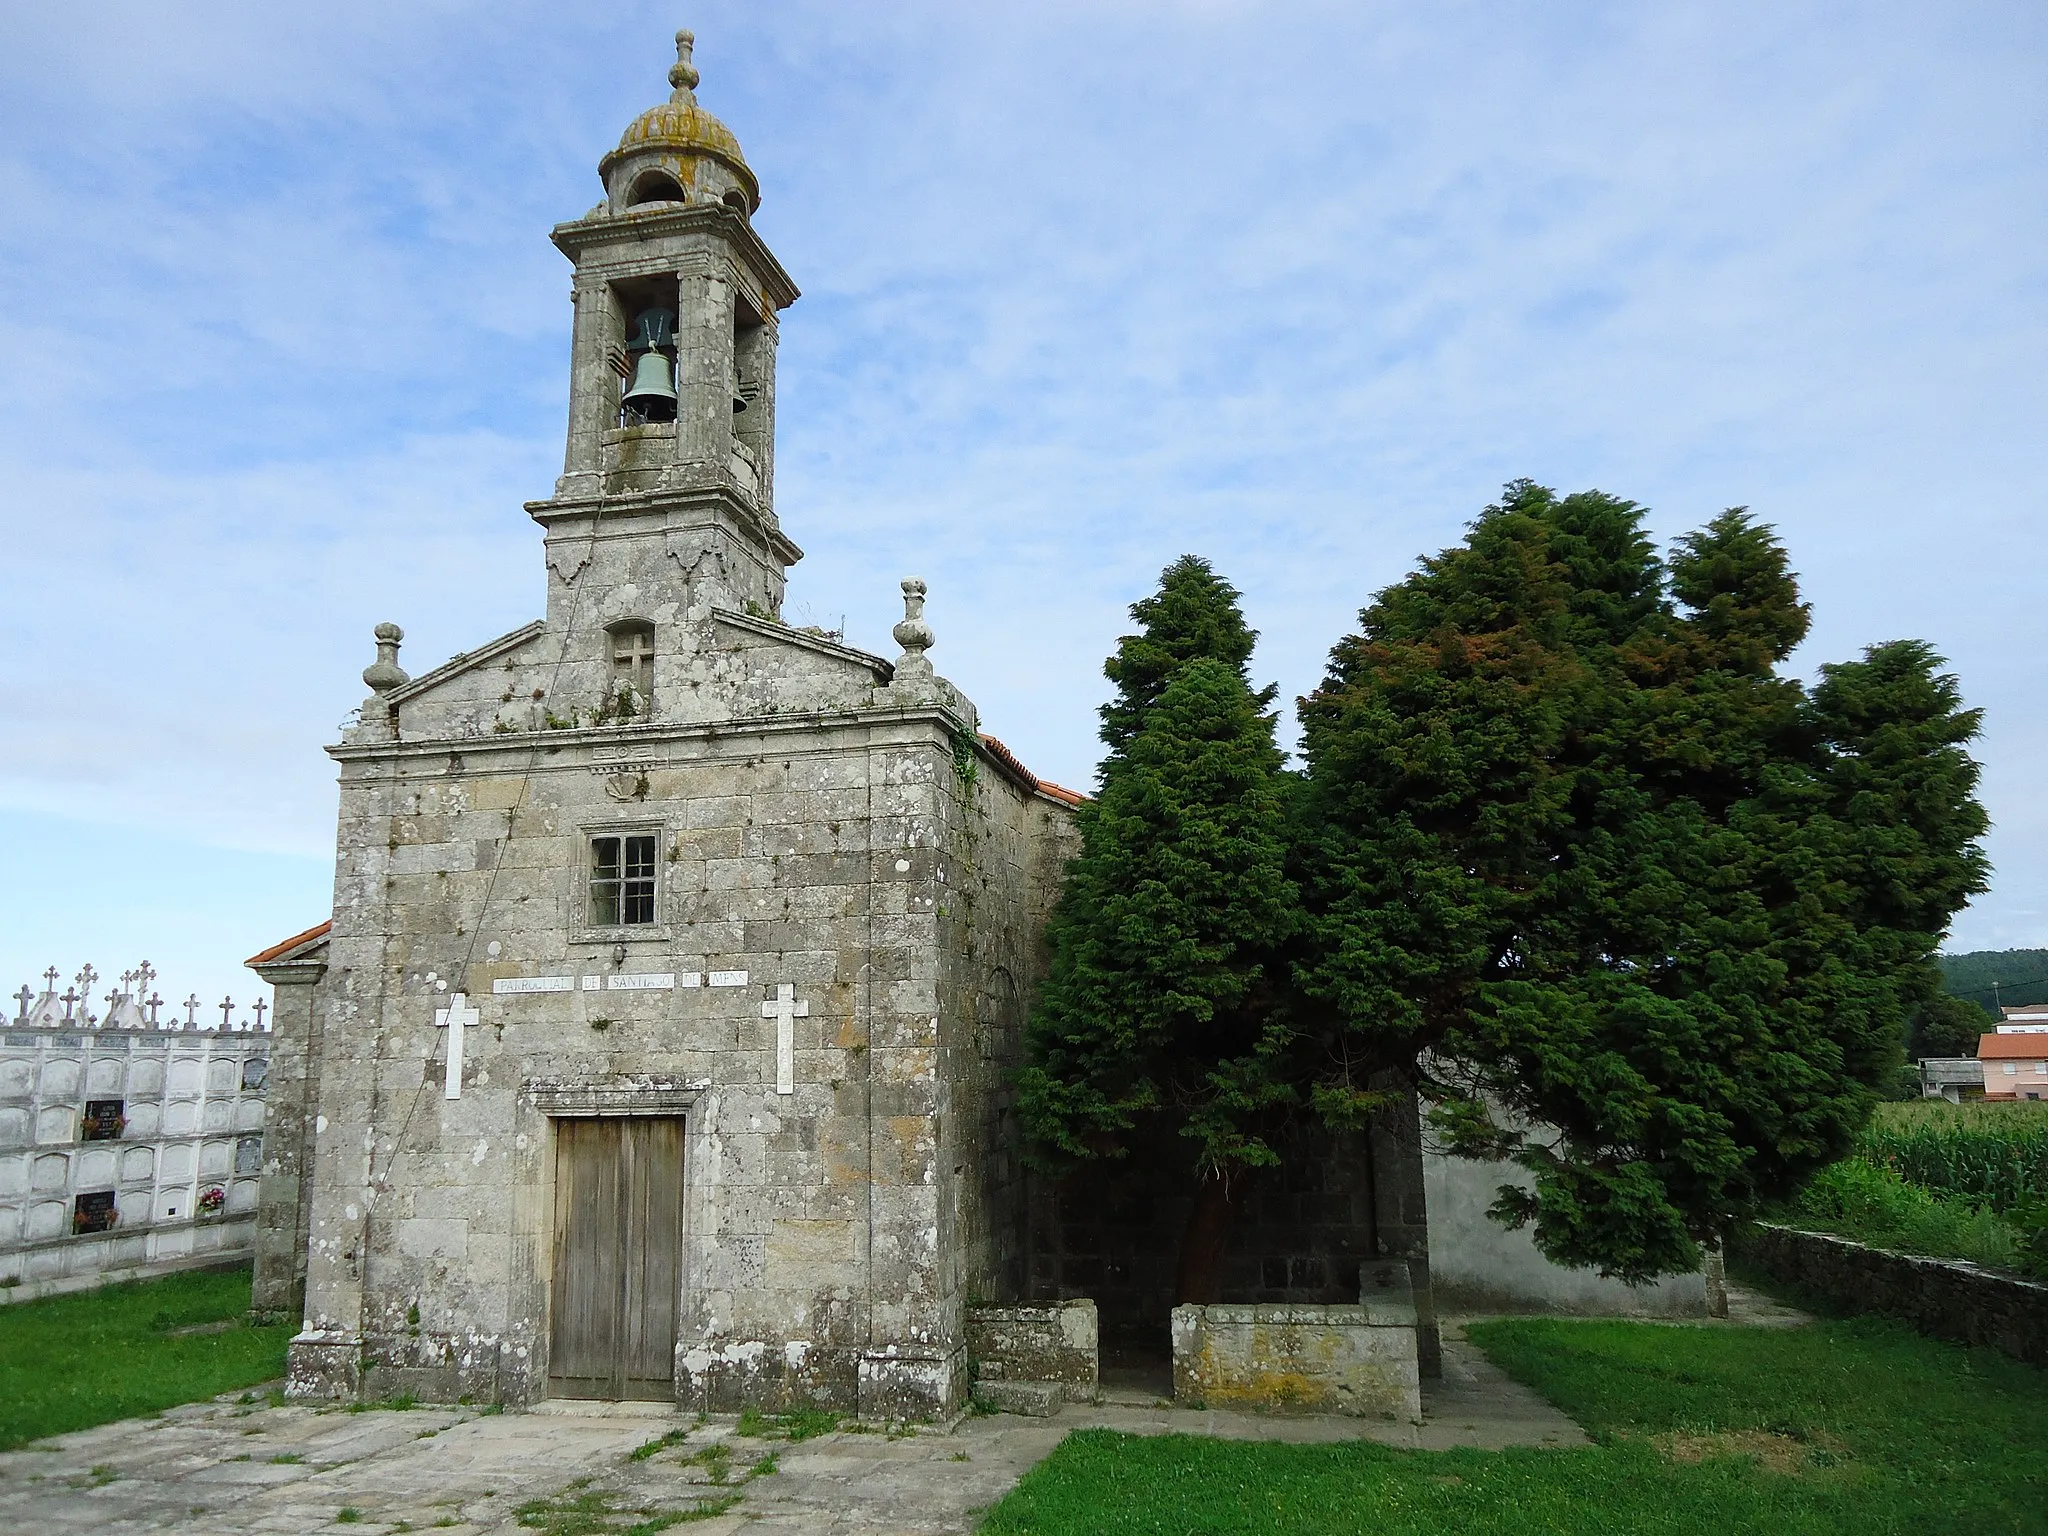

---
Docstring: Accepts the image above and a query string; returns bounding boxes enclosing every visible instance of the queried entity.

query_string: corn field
[1860,1101,2048,1213]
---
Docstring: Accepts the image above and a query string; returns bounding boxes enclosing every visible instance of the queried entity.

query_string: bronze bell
[622,350,678,413]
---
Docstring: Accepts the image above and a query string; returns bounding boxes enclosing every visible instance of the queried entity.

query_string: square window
[81,1100,124,1141]
[590,833,658,926]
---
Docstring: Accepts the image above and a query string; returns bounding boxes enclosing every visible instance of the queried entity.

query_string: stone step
[973,1379,1063,1417]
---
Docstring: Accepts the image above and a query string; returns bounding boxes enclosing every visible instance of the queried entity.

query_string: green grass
[978,1313,2048,1535]
[734,1405,843,1441]
[0,1264,292,1450]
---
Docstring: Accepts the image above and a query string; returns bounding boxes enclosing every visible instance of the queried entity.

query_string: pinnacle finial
[891,577,936,684]
[363,621,410,695]
[669,30,701,99]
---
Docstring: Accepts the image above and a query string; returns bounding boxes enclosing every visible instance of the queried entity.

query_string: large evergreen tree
[1017,557,1296,1300]
[1294,482,1990,1280]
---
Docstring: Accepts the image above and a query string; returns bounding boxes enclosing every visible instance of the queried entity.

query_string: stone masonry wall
[293,699,1056,1418]
[1735,1222,2048,1368]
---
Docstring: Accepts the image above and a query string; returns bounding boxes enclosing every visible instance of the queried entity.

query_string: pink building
[1979,1030,2048,1101]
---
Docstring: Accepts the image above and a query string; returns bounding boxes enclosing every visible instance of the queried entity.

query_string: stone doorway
[548,1116,684,1401]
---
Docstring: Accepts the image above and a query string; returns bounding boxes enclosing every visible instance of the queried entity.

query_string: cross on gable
[435,992,479,1100]
[760,983,809,1096]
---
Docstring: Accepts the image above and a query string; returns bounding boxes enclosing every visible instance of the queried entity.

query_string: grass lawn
[0,1264,292,1450]
[979,1312,2048,1535]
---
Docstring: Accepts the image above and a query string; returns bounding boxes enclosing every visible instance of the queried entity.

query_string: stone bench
[1170,1262,1422,1419]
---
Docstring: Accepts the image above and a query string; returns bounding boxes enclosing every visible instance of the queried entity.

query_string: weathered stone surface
[1170,1304,1423,1420]
[968,1299,1098,1393]
[1734,1222,2048,1368]
[973,1378,1063,1416]
[0,1333,1586,1536]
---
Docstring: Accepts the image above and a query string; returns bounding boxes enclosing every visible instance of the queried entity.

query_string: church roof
[979,733,1088,808]
[246,920,332,968]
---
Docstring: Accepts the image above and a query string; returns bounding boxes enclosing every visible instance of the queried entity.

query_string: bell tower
[528,30,800,622]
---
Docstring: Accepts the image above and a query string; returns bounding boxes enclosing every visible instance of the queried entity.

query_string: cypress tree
[1018,557,1296,1300]
[1296,484,1989,1281]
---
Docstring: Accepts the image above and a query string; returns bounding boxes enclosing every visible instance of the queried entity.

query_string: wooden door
[549,1117,684,1400]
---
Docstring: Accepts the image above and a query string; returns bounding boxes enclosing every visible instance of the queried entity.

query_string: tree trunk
[1175,1174,1244,1304]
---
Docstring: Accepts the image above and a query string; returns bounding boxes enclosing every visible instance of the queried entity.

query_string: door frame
[528,1082,701,1402]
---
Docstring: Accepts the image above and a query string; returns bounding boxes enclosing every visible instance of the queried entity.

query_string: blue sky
[1,1,2043,1017]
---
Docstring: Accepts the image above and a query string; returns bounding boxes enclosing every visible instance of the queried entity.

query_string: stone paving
[0,1331,1587,1534]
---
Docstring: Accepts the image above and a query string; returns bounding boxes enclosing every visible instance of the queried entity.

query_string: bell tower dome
[529,29,800,621]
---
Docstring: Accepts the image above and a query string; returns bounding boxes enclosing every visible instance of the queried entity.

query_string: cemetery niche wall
[0,962,272,1301]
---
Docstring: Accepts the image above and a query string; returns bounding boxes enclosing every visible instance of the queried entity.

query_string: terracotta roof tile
[978,733,1089,808]
[1977,1032,2048,1060]
[245,919,333,968]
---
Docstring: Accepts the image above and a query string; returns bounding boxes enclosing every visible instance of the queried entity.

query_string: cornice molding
[549,203,799,312]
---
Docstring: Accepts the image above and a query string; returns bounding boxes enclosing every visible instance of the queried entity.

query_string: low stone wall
[1170,1274,1421,1420]
[0,1216,256,1305]
[1735,1223,2048,1368]
[967,1300,1098,1394]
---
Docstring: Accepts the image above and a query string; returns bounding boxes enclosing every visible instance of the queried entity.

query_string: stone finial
[363,621,410,695]
[669,29,701,100]
[892,577,935,683]
[893,577,933,653]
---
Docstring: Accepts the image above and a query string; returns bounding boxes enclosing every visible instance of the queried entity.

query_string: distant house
[1997,1005,2048,1032]
[1979,1032,2048,1102]
[1919,1057,1985,1103]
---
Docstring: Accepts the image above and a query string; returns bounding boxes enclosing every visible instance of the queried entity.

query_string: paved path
[0,1334,1583,1534]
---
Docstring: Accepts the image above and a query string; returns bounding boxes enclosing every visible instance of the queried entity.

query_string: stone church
[248,32,1705,1422]
[247,33,1089,1419]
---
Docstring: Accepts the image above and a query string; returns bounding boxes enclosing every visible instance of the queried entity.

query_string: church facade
[250,35,1082,1419]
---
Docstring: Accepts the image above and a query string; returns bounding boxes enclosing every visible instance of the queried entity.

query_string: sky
[1,1,2043,1020]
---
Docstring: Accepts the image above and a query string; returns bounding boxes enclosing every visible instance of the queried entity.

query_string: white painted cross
[760,983,809,1096]
[435,992,479,1100]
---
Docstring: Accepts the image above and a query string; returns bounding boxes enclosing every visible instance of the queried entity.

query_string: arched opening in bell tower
[628,171,688,207]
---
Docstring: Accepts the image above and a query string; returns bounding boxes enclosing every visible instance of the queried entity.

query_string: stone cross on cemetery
[435,993,478,1100]
[219,996,235,1031]
[183,994,200,1028]
[12,986,29,1022]
[761,983,809,1096]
